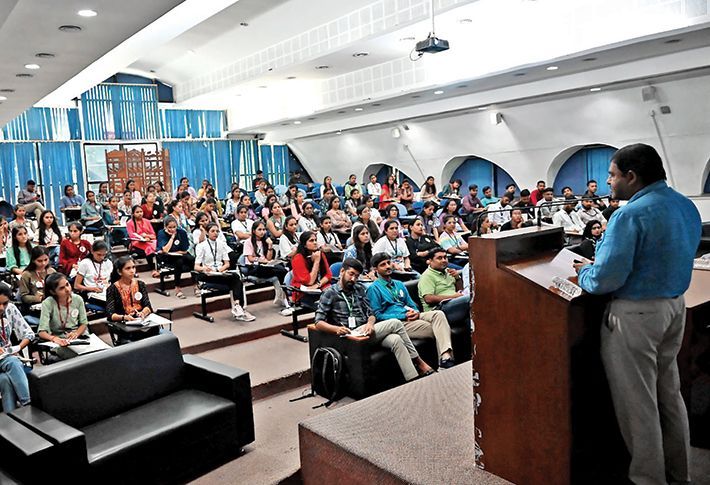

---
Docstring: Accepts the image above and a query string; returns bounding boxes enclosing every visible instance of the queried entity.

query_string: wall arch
[550,144,617,196]
[363,163,418,189]
[703,158,710,194]
[442,156,517,197]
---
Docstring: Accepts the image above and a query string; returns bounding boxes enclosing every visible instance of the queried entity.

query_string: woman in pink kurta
[126,205,159,277]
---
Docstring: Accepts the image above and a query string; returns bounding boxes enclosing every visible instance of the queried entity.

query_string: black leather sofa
[4,333,254,484]
[308,280,472,399]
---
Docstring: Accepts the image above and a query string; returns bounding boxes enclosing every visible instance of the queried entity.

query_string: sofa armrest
[8,406,87,467]
[0,413,55,480]
[183,354,255,447]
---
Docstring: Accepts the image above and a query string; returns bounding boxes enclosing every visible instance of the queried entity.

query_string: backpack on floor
[310,347,346,408]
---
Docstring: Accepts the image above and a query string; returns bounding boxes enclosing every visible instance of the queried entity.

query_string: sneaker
[231,303,245,319]
[280,307,294,316]
[439,358,456,369]
[237,310,256,322]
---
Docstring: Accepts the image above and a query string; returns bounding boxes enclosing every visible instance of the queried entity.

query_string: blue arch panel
[450,157,516,196]
[704,170,710,194]
[553,146,615,196]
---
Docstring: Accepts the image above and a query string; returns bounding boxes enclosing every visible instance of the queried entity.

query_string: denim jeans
[0,355,30,412]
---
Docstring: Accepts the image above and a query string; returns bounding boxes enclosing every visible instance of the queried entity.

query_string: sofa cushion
[83,389,235,466]
[28,333,184,428]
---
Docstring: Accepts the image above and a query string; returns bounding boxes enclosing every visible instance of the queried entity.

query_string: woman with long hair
[260,194,278,219]
[126,205,159,278]
[74,240,113,304]
[156,216,195,299]
[37,209,62,267]
[344,225,375,281]
[577,220,603,260]
[154,180,171,205]
[141,191,164,235]
[225,186,243,220]
[58,222,91,276]
[320,188,336,214]
[316,215,343,265]
[9,204,36,241]
[7,226,33,276]
[420,176,438,202]
[320,176,334,199]
[475,213,493,236]
[19,246,55,306]
[438,198,466,231]
[290,231,332,305]
[266,201,286,240]
[352,205,380,242]
[379,174,398,210]
[0,284,35,412]
[379,204,404,237]
[326,196,352,238]
[298,202,319,233]
[372,220,412,271]
[239,194,258,220]
[278,216,299,261]
[126,179,142,207]
[0,217,8,254]
[231,205,254,241]
[288,190,305,220]
[191,211,210,248]
[280,185,298,208]
[398,180,414,214]
[418,200,440,240]
[96,182,110,208]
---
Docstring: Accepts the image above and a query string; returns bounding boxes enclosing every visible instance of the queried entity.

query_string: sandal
[176,291,186,299]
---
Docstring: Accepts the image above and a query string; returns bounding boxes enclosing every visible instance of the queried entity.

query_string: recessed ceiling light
[0,89,15,93]
[459,18,473,23]
[546,65,558,71]
[399,36,415,42]
[58,25,82,33]
[582,57,597,62]
[477,106,489,111]
[239,22,249,27]
[15,73,33,78]
[352,52,369,57]
[315,65,330,70]
[35,53,55,59]
[0,96,7,101]
[590,87,602,92]
[513,72,526,77]
[354,107,364,112]
[24,64,40,70]
[456,84,468,88]
[293,120,302,125]
[77,9,97,17]
[664,38,682,44]
[434,90,444,94]
[286,76,297,80]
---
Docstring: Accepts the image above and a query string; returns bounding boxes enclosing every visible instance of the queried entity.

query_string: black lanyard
[208,240,219,268]
[0,316,7,346]
[388,238,399,256]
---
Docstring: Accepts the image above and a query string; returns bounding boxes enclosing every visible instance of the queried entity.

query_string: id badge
[348,316,357,329]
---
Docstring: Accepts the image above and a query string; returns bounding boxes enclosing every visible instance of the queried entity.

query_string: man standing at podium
[574,143,701,485]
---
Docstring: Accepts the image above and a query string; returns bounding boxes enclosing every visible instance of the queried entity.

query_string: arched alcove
[442,156,517,197]
[551,144,617,196]
[363,164,418,189]
[703,158,710,194]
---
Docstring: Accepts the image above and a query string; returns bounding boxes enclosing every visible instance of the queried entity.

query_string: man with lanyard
[574,143,701,485]
[0,283,34,412]
[315,258,433,381]
[367,253,455,369]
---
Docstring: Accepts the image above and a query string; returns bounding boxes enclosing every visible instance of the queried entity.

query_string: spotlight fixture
[293,120,302,125]
[546,66,558,71]
[434,90,444,94]
[477,106,489,111]
[354,107,364,112]
[0,96,7,101]
[77,9,98,17]
[35,53,55,59]
[24,64,40,70]
[590,87,602,92]
[58,25,82,33]
[391,127,401,138]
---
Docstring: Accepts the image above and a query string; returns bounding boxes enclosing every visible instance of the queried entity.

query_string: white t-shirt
[279,234,299,259]
[195,239,232,270]
[372,236,409,260]
[367,182,382,197]
[231,218,253,236]
[298,217,318,233]
[77,258,113,291]
[316,231,340,249]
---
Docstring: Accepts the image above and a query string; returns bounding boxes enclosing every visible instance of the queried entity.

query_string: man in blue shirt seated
[314,258,434,382]
[574,143,701,485]
[367,253,455,369]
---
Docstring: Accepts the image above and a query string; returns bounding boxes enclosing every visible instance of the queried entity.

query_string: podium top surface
[686,269,710,309]
[502,248,581,302]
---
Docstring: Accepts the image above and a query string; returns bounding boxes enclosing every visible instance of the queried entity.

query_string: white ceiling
[0,0,185,127]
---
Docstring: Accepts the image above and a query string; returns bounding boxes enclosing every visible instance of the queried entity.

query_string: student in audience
[416,201,439,239]
[279,216,300,261]
[583,179,607,210]
[577,196,607,226]
[368,252,454,369]
[141,191,164,227]
[461,184,485,223]
[552,197,585,233]
[372,220,412,271]
[406,218,439,274]
[397,180,415,214]
[9,205,36,241]
[290,231,332,306]
[196,179,210,200]
[438,199,466,231]
[438,215,469,258]
[417,247,465,315]
[242,220,291,315]
[239,194,258,220]
[17,179,45,220]
[19,247,55,306]
[367,174,382,198]
[479,186,498,207]
[288,189,306,220]
[475,213,493,236]
[178,189,197,218]
[364,196,383,225]
[420,176,438,202]
[7,227,32,276]
[154,181,171,205]
[344,225,376,281]
[288,169,310,187]
[344,188,363,217]
[202,197,221,227]
[315,257,434,380]
[280,185,299,209]
[58,222,91,276]
[0,283,34,413]
[156,216,195,299]
[514,189,535,218]
[125,179,142,207]
[254,180,269,207]
[59,184,85,219]
[252,170,265,191]
[117,190,133,215]
[441,179,463,199]
[379,204,404,236]
[194,223,255,321]
[103,196,129,247]
[577,220,603,260]
[260,194,278,219]
[166,199,192,243]
[316,216,343,259]
[603,198,620,220]
[298,202,319,233]
[535,187,559,222]
[320,176,335,199]
[267,201,287,240]
[231,205,254,241]
[487,193,513,227]
[379,174,398,210]
[343,174,362,200]
[319,188,336,214]
[0,217,9,254]
[327,197,352,238]
[191,211,210,247]
[37,210,61,267]
[37,272,89,360]
[500,209,533,231]
[95,182,110,208]
[174,177,198,199]
[126,206,159,278]
[530,180,546,205]
[74,240,112,304]
[352,205,380,242]
[504,183,517,201]
[561,186,574,198]
[80,190,104,232]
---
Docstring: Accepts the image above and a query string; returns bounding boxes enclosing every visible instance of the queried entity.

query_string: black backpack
[310,347,346,408]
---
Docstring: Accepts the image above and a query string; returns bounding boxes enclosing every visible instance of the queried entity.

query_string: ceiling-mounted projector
[415,35,449,54]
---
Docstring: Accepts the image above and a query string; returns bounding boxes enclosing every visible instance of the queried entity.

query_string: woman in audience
[225,186,243,220]
[154,181,172,205]
[280,185,299,209]
[577,220,603,260]
[118,190,133,215]
[37,272,89,360]
[197,179,210,199]
[19,246,55,307]
[439,215,469,257]
[316,215,343,255]
[320,176,334,199]
[254,180,269,207]
[80,190,104,232]
[288,190,305,220]
[96,182,110,208]
[326,197,352,239]
[441,179,463,199]
[194,223,255,321]
[58,222,91,276]
[344,188,363,217]
[379,174,398,210]
[103,195,128,245]
[372,220,412,271]
[74,240,112,304]
[239,194,258,220]
[475,213,493,236]
[242,220,291,315]
[126,205,159,278]
[398,180,414,214]
[178,190,197,218]
[260,194,278,219]
[278,216,300,261]
[191,211,210,247]
[166,199,191,235]
[366,174,382,198]
[126,179,142,207]
[141,191,164,231]
[438,198,466,231]
[157,216,195,299]
[37,210,62,267]
[266,201,286,240]
[0,217,9,254]
[364,196,383,225]
[202,188,224,216]
[231,205,254,241]
[344,225,376,281]
[418,201,440,240]
[0,284,35,413]
[319,188,336,214]
[8,226,33,276]
[379,204,404,237]
[351,205,380,242]
[298,202,319,233]
[420,176,438,202]
[406,218,440,274]
[290,231,332,306]
[9,205,36,241]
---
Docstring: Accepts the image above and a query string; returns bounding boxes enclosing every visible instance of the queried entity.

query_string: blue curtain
[165,141,215,195]
[1,108,81,141]
[161,109,224,139]
[554,146,615,196]
[0,143,39,204]
[81,84,160,140]
[38,142,84,215]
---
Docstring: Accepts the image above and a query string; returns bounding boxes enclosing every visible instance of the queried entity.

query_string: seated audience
[530,180,546,205]
[17,179,45,220]
[288,169,310,187]
[154,180,172,205]
[577,220,603,260]
[103,195,129,247]
[118,190,133,215]
[195,223,254,321]
[231,205,255,241]
[192,211,210,247]
[59,184,84,219]
[479,186,498,207]
[0,284,34,412]
[254,180,269,206]
[319,188,336,214]
[290,231,332,306]
[314,257,433,381]
[561,186,574,198]
[74,240,112,303]
[438,216,469,257]
[504,183,517,202]
[288,189,306,220]
[0,217,8,254]
[441,179,462,199]
[344,174,363,199]
[326,197,352,238]
[7,227,33,276]
[225,187,243,219]
[37,210,61,267]
[278,216,300,260]
[344,188,363,217]
[298,202,319,233]
[420,176,438,202]
[364,196,383,225]
[577,196,607,226]
[372,220,412,271]
[80,190,104,231]
[487,193,513,227]
[379,174,398,210]
[398,180,414,214]
[316,215,344,263]
[252,170,265,191]
[142,191,164,226]
[552,197,585,233]
[174,177,198,199]
[126,179,142,207]
[266,201,287,240]
[514,189,535,218]
[535,187,559,222]
[280,185,299,210]
[58,222,91,276]
[320,176,335,199]
[417,201,440,239]
[239,194,258,220]
[500,208,534,231]
[157,216,195,299]
[201,197,221,227]
[475,213,493,236]
[583,179,607,210]
[352,205,380,242]
[379,204,404,237]
[602,198,620,220]
[126,205,159,278]
[438,199,466,231]
[344,225,376,281]
[9,205,36,241]
[19,247,55,307]
[367,253,454,369]
[417,247,465,314]
[367,174,382,198]
[461,184,485,223]
[406,218,439,274]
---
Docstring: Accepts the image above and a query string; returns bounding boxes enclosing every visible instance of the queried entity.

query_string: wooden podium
[470,226,627,485]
